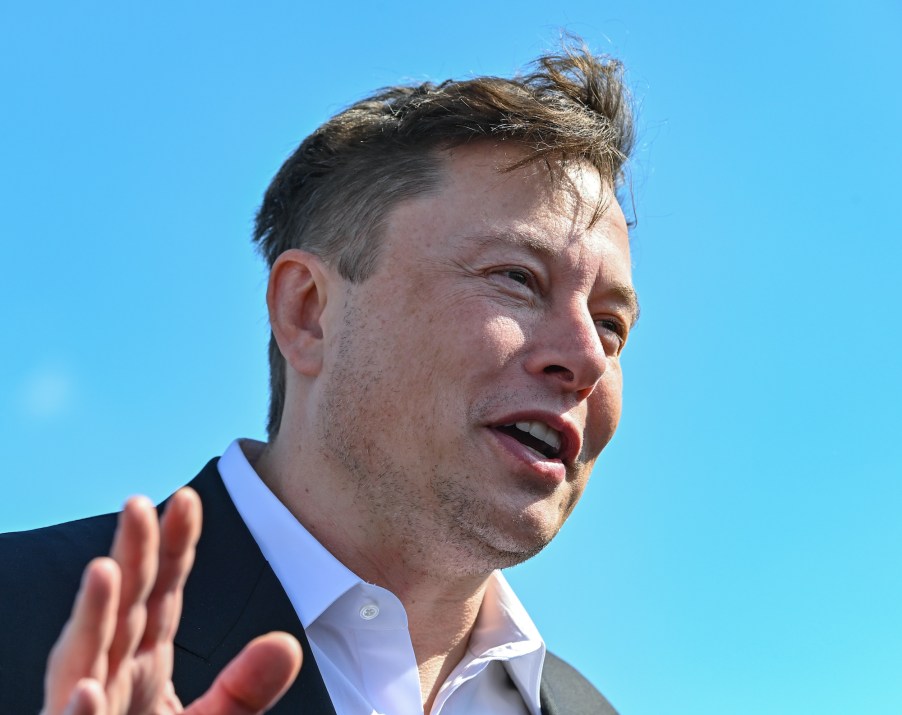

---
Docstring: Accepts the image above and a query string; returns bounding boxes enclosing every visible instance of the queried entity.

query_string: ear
[267,249,333,378]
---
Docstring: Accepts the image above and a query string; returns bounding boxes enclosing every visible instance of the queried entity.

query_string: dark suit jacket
[0,460,617,714]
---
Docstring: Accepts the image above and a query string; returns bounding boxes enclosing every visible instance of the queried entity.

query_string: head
[254,41,635,440]
[292,141,637,574]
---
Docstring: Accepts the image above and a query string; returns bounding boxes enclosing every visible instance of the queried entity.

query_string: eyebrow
[608,283,641,328]
[467,229,558,258]
[467,229,642,327]
[470,229,561,258]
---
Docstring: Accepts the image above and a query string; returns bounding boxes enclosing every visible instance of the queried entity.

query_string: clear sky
[2,2,900,713]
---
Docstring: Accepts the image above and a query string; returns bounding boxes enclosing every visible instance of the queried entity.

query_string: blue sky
[2,2,900,713]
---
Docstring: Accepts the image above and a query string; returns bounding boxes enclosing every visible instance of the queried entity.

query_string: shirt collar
[471,571,546,715]
[217,438,360,627]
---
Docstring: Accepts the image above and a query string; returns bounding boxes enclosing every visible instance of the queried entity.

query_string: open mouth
[496,420,562,460]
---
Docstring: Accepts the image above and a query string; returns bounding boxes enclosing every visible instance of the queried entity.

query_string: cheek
[417,313,528,434]
[478,314,530,361]
[584,373,623,456]
[428,298,529,368]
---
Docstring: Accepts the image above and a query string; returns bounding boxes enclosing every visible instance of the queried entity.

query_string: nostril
[543,364,574,381]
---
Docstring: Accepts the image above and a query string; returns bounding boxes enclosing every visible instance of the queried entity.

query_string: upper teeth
[513,420,561,453]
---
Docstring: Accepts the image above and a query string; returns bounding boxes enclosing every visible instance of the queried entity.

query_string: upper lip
[489,410,582,465]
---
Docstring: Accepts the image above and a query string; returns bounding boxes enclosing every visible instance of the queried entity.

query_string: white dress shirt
[218,439,546,715]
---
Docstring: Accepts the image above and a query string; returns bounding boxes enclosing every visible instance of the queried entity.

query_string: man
[1,42,638,714]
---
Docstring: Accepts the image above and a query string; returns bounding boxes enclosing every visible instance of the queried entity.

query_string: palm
[42,490,301,715]
[105,642,182,715]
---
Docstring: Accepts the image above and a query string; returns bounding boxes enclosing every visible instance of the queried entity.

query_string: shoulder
[0,510,119,606]
[0,458,226,636]
[0,511,120,712]
[0,459,225,712]
[540,651,619,715]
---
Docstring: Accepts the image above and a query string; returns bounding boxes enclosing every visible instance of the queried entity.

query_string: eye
[595,318,627,356]
[490,267,539,292]
[500,268,532,286]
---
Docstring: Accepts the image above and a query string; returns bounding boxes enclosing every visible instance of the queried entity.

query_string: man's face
[314,142,637,576]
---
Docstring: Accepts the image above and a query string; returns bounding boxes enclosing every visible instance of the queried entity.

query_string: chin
[432,472,572,572]
[453,516,562,572]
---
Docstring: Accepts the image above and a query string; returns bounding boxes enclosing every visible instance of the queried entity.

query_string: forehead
[439,143,615,225]
[382,142,632,283]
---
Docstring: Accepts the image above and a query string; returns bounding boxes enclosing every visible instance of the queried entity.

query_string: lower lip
[487,428,567,487]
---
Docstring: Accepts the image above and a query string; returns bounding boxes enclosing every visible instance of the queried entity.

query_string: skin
[45,141,637,714]
[261,142,637,708]
[42,490,302,715]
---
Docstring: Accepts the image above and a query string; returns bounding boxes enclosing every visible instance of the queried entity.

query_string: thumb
[186,633,302,715]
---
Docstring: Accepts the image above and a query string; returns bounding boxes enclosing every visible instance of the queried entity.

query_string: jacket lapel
[170,459,337,715]
[539,652,618,715]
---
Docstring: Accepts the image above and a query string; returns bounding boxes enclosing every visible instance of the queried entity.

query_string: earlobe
[267,249,331,377]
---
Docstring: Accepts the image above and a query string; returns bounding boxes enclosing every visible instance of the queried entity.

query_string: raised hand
[41,489,302,715]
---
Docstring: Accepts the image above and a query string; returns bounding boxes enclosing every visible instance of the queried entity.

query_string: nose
[524,303,607,398]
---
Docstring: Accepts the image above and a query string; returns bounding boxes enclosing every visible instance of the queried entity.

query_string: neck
[253,436,494,710]
[400,578,488,712]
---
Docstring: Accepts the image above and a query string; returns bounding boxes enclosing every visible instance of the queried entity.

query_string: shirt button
[359,604,380,620]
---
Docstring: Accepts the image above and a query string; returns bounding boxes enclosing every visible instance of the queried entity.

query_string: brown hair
[254,41,635,438]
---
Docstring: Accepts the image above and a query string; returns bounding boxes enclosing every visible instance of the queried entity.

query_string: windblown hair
[254,41,635,438]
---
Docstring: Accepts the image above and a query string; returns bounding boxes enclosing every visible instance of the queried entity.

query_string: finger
[142,487,202,647]
[43,559,120,715]
[106,496,159,676]
[60,679,107,715]
[186,633,302,715]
